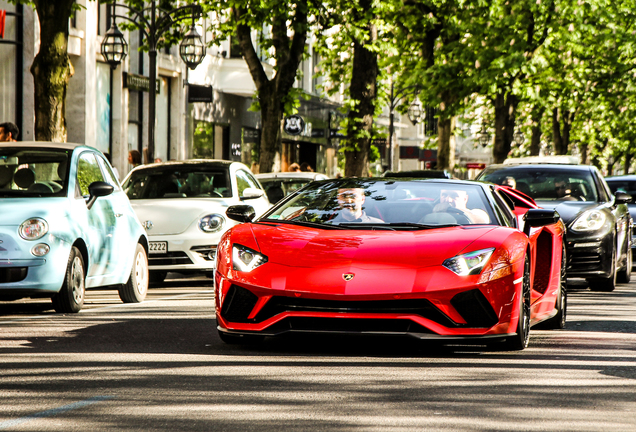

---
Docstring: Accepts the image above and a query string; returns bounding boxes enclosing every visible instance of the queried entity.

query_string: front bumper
[214,269,521,340]
[566,231,614,278]
[146,234,218,272]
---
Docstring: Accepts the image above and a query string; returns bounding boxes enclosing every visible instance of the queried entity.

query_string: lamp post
[100,1,206,163]
[387,81,423,171]
[478,126,491,148]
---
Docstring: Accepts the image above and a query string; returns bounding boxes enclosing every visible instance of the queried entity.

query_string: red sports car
[215,178,566,350]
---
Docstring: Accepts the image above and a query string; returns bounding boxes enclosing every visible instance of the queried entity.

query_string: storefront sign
[400,146,420,159]
[188,84,213,103]
[283,115,305,136]
[242,128,260,143]
[123,72,160,94]
[0,10,6,39]
[419,149,437,162]
[466,162,486,169]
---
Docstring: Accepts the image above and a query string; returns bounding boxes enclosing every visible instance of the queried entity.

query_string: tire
[52,246,85,313]
[118,243,149,303]
[218,330,264,345]
[503,253,531,350]
[149,271,167,284]
[617,241,632,284]
[539,245,567,330]
[589,248,617,292]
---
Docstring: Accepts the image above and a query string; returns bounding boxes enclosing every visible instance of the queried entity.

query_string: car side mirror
[523,209,560,235]
[614,192,632,205]
[240,187,265,200]
[226,205,256,223]
[86,181,114,210]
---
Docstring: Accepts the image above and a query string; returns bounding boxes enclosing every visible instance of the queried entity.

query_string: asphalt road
[1,275,636,431]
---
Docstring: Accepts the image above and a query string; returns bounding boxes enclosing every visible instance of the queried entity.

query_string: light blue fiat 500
[0,142,149,313]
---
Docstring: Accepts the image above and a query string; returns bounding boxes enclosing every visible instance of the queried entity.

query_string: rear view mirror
[86,181,114,210]
[614,192,632,205]
[240,187,265,200]
[523,209,560,235]
[226,205,256,223]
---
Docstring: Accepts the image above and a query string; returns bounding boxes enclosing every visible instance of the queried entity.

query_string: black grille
[450,289,499,328]
[254,297,457,327]
[148,251,193,266]
[220,285,258,322]
[0,267,27,283]
[266,317,435,334]
[568,250,602,272]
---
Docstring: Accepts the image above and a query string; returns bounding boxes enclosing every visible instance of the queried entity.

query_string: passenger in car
[329,187,384,223]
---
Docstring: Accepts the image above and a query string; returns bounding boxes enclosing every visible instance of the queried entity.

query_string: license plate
[149,241,168,254]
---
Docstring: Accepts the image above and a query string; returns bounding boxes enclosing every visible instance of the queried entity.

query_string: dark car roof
[129,159,234,172]
[606,175,636,181]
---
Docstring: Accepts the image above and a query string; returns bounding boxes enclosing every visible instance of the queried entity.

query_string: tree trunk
[552,108,574,155]
[344,0,377,177]
[624,152,633,174]
[492,92,518,163]
[529,107,543,156]
[30,0,75,142]
[436,116,455,171]
[257,87,282,173]
[579,142,589,164]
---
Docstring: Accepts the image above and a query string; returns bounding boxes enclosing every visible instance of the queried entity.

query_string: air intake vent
[220,285,258,322]
[451,289,499,328]
[0,267,28,283]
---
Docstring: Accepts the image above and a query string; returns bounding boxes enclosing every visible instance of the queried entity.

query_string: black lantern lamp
[101,23,128,68]
[513,130,525,145]
[407,97,424,125]
[179,26,206,69]
[479,127,491,148]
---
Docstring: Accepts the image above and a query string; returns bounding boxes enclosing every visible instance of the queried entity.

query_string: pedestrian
[288,163,301,172]
[300,162,313,172]
[0,122,19,142]
[128,150,142,168]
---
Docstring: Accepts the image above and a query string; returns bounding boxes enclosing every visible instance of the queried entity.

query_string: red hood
[250,223,498,269]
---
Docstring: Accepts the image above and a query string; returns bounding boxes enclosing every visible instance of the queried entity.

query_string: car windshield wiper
[334,223,396,231]
[259,219,347,230]
[337,222,460,230]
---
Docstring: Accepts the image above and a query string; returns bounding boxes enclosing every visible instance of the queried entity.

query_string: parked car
[215,178,566,350]
[605,174,636,265]
[122,160,270,282]
[256,171,329,204]
[0,142,149,312]
[382,169,452,179]
[478,163,632,291]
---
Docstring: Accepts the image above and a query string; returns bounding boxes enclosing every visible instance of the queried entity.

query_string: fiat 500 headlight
[199,214,225,233]
[19,218,49,240]
[571,210,606,232]
[443,247,495,276]
[232,244,268,272]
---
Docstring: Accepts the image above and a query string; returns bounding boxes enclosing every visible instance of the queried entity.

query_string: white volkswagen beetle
[121,160,270,282]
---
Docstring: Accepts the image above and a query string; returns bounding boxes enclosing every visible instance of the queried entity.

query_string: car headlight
[19,218,48,240]
[571,210,606,232]
[443,247,495,276]
[232,244,268,272]
[199,214,225,233]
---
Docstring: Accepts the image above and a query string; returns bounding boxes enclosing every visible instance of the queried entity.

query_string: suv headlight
[443,248,495,276]
[232,244,268,272]
[19,218,49,240]
[571,210,606,232]
[199,214,225,233]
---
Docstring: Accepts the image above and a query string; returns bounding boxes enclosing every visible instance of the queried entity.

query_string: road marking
[0,396,114,429]
[0,290,214,324]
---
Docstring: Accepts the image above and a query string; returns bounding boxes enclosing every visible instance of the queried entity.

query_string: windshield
[261,179,496,228]
[123,166,232,199]
[606,179,636,199]
[0,147,70,197]
[480,167,599,202]
[259,178,314,203]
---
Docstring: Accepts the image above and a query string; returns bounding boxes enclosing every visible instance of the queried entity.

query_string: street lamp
[479,127,491,148]
[100,1,206,163]
[513,130,525,146]
[387,81,422,171]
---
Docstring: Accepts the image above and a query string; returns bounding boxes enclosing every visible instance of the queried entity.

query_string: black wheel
[218,330,264,345]
[149,271,167,284]
[617,240,632,284]
[118,243,149,303]
[589,248,617,292]
[52,246,85,313]
[503,253,531,350]
[538,245,567,330]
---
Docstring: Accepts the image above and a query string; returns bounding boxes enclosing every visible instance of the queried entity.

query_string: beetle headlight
[443,247,495,276]
[19,218,49,240]
[232,244,268,272]
[571,210,606,232]
[199,214,225,233]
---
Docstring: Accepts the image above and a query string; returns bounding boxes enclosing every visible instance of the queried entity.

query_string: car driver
[433,189,490,224]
